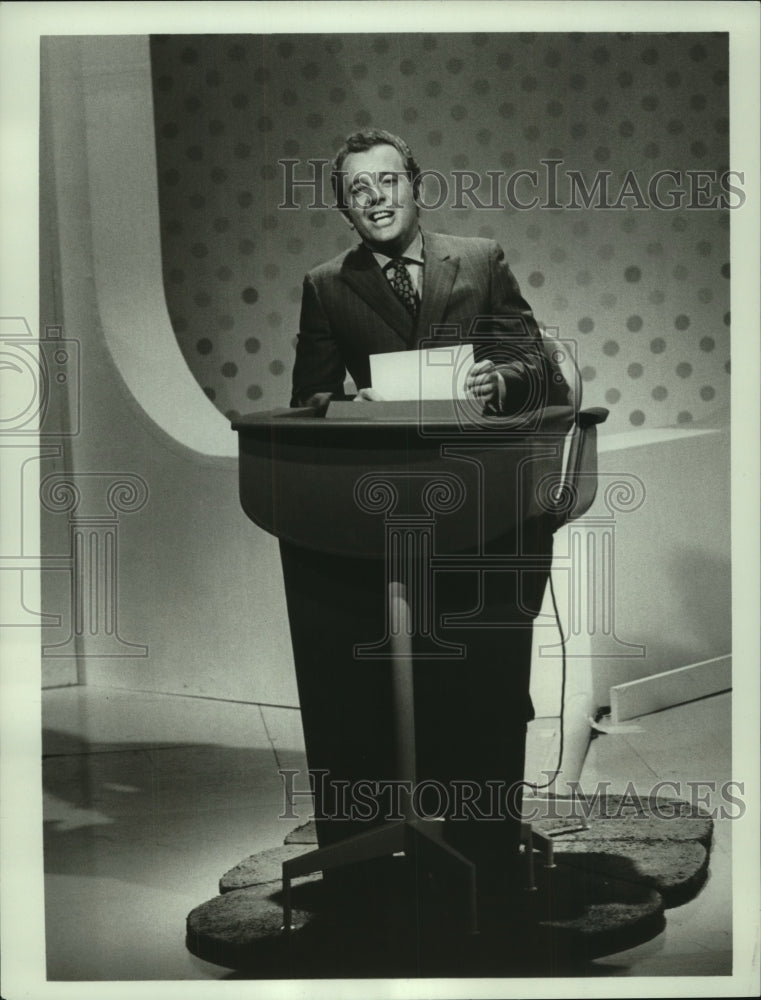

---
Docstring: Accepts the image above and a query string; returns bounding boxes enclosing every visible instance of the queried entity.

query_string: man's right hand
[353,388,385,402]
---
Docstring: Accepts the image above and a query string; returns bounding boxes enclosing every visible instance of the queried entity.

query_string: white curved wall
[81,36,235,459]
[40,36,297,705]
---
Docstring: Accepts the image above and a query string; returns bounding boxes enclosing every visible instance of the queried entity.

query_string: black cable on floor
[527,569,566,792]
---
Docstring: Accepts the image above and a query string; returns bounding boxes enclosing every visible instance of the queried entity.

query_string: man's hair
[330,129,422,210]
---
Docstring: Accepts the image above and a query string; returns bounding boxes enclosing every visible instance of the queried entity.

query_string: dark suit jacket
[290,230,569,411]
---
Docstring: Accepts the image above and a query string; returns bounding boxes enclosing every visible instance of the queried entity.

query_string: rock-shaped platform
[189,859,664,977]
[187,795,712,976]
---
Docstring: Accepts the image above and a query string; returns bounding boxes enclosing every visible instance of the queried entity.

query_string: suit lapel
[339,232,461,348]
[340,245,415,343]
[415,232,460,347]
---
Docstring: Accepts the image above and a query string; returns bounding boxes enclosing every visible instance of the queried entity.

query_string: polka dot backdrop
[150,33,730,429]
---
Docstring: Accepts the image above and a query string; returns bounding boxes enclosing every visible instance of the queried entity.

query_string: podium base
[281,817,479,936]
[186,794,713,977]
[186,854,664,977]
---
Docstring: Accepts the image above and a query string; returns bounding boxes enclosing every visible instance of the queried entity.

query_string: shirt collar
[370,229,424,269]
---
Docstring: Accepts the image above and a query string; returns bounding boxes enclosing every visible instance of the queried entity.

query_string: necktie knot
[385,258,419,318]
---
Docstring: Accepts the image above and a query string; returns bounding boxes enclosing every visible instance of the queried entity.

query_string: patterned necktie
[385,258,419,318]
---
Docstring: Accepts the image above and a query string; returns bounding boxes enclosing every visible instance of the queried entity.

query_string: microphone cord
[526,567,567,793]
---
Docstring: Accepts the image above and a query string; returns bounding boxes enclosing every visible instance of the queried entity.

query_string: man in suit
[291,129,567,414]
[283,129,568,916]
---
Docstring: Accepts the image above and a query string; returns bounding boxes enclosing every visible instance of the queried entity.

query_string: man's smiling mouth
[369,210,394,223]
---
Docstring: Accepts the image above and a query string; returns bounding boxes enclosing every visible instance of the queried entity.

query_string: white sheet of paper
[370,344,475,401]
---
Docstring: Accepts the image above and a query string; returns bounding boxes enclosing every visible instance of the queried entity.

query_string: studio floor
[41,685,732,982]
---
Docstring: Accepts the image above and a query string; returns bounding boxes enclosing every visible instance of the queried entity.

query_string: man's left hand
[466,359,505,410]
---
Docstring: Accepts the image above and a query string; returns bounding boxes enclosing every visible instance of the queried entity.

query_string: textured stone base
[187,796,711,976]
[190,858,664,977]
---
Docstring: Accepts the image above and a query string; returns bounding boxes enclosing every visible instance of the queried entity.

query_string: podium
[232,398,583,935]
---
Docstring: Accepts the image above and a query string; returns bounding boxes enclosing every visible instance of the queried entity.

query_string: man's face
[340,144,419,255]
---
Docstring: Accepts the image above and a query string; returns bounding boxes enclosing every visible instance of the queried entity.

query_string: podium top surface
[231,400,574,437]
[232,401,575,557]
